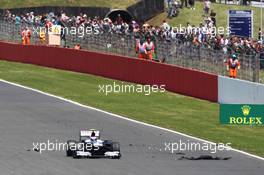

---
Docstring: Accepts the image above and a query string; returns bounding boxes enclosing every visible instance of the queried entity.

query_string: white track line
[0,79,263,161]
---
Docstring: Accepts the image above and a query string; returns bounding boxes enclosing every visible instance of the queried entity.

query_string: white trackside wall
[218,76,264,104]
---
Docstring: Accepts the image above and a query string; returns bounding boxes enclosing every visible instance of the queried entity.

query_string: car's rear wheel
[72,150,79,159]
[66,140,76,157]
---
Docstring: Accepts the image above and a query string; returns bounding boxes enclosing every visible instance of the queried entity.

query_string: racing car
[66,129,121,159]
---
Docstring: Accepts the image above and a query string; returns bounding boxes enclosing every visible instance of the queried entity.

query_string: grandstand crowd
[2,9,264,57]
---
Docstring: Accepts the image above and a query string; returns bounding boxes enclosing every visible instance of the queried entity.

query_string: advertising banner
[220,104,264,125]
[228,10,253,38]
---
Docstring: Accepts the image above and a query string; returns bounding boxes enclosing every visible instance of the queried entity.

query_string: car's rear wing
[80,130,100,138]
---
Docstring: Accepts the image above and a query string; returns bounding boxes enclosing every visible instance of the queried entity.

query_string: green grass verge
[260,70,264,83]
[0,60,263,157]
[148,2,264,39]
[0,0,137,9]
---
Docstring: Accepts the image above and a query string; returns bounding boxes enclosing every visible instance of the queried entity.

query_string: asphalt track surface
[0,81,263,175]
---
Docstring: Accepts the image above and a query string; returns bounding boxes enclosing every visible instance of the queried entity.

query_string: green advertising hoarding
[220,104,264,125]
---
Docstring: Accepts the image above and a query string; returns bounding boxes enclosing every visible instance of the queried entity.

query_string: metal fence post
[253,53,260,83]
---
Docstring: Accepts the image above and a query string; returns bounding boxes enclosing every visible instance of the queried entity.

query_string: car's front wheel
[112,142,120,152]
[112,142,121,159]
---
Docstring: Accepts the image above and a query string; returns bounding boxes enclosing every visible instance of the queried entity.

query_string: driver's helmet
[91,131,96,137]
[90,131,97,142]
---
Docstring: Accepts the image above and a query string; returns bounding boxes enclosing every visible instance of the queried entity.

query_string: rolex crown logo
[241,105,251,116]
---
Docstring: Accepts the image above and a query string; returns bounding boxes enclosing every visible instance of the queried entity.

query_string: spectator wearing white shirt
[161,20,170,31]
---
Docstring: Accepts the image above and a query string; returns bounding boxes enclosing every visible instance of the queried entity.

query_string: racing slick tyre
[112,142,120,151]
[112,142,121,159]
[72,150,80,159]
[66,140,76,157]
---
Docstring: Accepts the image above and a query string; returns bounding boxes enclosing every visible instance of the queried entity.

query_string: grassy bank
[0,60,263,157]
[260,70,264,83]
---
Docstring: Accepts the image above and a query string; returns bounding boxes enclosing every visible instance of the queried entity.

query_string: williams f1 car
[66,129,121,159]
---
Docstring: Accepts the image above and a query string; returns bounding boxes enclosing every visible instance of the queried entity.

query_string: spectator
[242,0,247,6]
[15,15,21,25]
[161,20,170,31]
[135,39,147,59]
[260,45,264,69]
[168,0,180,17]
[189,0,195,10]
[159,57,166,63]
[258,28,263,41]
[116,14,123,24]
[204,0,211,14]
[39,28,46,45]
[74,44,81,50]
[210,10,216,26]
[181,0,188,8]
[167,0,172,7]
[167,0,173,17]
